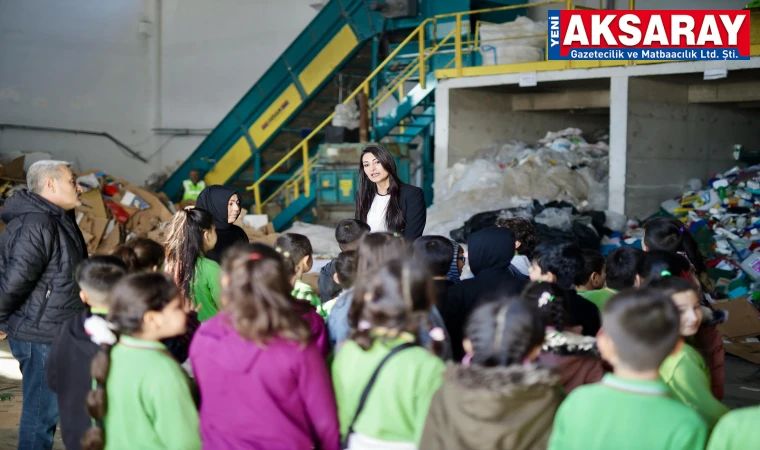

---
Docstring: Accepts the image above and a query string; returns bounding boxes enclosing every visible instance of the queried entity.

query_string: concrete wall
[448,87,609,164]
[624,78,760,218]
[0,0,317,184]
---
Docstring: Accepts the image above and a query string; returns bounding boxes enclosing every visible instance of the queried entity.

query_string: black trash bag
[449,203,538,243]
[533,221,601,251]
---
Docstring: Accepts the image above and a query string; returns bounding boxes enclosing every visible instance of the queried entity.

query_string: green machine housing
[315,143,410,222]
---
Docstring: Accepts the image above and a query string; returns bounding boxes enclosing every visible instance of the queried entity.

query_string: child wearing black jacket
[529,241,601,336]
[46,256,128,450]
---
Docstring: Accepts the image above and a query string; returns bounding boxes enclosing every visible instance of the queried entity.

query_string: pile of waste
[0,155,278,255]
[425,127,610,238]
[614,161,760,300]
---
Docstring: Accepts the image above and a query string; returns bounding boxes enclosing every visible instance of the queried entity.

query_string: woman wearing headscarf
[195,185,248,263]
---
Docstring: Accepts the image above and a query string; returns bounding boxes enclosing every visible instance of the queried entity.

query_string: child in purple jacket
[190,243,340,450]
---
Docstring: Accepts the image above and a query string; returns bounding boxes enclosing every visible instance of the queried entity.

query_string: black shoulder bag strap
[342,342,416,449]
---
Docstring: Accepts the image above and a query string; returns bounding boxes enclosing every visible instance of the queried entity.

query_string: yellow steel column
[254,184,262,214]
[419,26,426,89]
[302,142,311,198]
[455,14,463,77]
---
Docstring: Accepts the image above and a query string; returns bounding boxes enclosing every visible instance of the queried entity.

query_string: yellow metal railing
[247,0,633,214]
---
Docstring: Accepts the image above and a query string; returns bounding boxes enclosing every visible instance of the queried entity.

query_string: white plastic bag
[332,99,359,129]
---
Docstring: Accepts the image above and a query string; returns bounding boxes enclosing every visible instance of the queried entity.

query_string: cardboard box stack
[0,157,275,256]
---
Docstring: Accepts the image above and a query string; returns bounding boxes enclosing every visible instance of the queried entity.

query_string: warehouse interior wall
[624,76,760,219]
[447,87,610,165]
[0,0,318,184]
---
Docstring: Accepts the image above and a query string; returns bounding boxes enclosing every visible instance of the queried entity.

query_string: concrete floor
[0,340,759,449]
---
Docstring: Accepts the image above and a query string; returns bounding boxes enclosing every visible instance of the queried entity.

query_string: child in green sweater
[81,272,200,450]
[707,405,760,450]
[332,259,445,449]
[276,233,326,318]
[548,288,707,450]
[649,276,728,429]
[165,208,222,321]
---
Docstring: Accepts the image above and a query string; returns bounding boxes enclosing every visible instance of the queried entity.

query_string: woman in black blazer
[355,144,426,240]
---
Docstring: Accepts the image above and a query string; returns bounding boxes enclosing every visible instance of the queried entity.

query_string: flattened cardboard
[715,296,760,339]
[123,183,173,222]
[3,156,26,181]
[87,217,109,254]
[147,228,169,245]
[96,222,122,254]
[249,233,280,248]
[79,189,108,218]
[723,339,760,364]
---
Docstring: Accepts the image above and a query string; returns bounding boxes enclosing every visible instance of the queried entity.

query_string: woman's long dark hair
[357,145,405,232]
[165,208,215,306]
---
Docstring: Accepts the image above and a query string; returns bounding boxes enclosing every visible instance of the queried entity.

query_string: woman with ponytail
[165,208,222,322]
[420,296,563,450]
[189,243,339,450]
[82,272,198,450]
[332,259,445,449]
[524,283,606,394]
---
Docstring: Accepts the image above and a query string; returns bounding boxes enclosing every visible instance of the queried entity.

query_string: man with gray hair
[0,160,87,450]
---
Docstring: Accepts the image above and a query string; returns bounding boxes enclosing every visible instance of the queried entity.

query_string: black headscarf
[444,227,527,360]
[196,185,248,263]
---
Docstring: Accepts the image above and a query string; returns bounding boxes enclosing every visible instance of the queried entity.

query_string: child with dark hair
[332,259,445,448]
[275,233,326,318]
[112,238,165,273]
[548,288,707,450]
[165,208,221,321]
[319,219,371,303]
[605,247,643,290]
[496,217,538,282]
[81,272,199,450]
[644,217,712,292]
[445,240,465,283]
[639,251,726,400]
[648,276,728,429]
[414,235,458,360]
[420,297,563,450]
[524,282,605,394]
[575,249,606,292]
[327,232,407,347]
[189,244,339,449]
[529,241,601,336]
[447,227,527,360]
[47,256,127,450]
[323,250,358,315]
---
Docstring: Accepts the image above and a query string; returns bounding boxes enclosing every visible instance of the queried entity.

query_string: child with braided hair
[420,296,563,450]
[81,272,199,450]
[524,282,606,394]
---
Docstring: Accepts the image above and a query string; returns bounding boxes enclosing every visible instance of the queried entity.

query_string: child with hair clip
[637,251,727,400]
[81,272,199,450]
[328,232,407,347]
[648,276,728,430]
[332,259,446,450]
[112,238,165,273]
[420,297,563,450]
[275,233,326,318]
[189,243,339,449]
[165,208,222,322]
[524,282,606,394]
[644,217,713,293]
